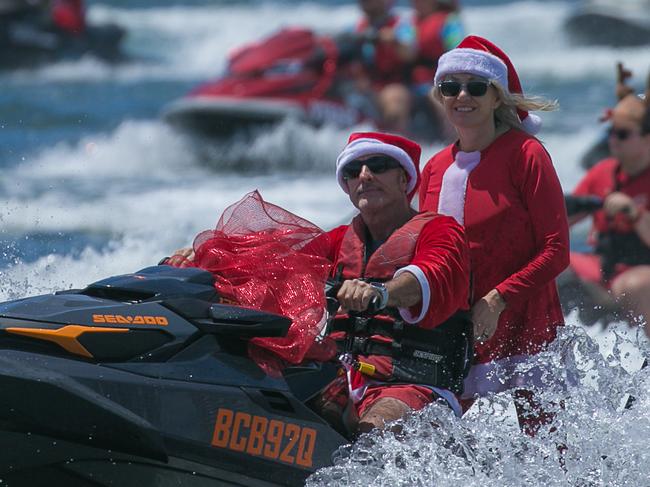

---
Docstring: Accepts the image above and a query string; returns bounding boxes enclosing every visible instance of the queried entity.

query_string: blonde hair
[430,80,559,131]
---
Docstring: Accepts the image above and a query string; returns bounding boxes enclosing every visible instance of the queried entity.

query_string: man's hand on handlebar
[604,192,640,221]
[164,247,195,266]
[337,279,382,313]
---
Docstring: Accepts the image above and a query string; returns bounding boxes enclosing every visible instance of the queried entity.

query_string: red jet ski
[163,27,442,142]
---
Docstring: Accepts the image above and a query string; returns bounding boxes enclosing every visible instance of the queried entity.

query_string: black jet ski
[0,265,347,486]
[559,195,626,326]
[0,19,125,69]
[565,0,650,46]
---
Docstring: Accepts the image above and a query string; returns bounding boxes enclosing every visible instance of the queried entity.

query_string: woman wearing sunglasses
[418,35,569,435]
[567,93,650,339]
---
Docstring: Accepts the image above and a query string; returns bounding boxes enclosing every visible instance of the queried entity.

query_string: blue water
[1,0,649,484]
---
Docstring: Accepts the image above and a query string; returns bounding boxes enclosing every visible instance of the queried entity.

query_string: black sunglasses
[438,80,491,97]
[341,155,402,180]
[608,127,638,141]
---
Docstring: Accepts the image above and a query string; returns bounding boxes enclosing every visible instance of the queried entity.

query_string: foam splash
[307,324,649,487]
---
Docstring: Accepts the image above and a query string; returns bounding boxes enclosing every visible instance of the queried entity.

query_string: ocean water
[1,0,649,485]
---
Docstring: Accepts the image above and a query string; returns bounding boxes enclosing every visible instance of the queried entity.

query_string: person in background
[345,0,418,134]
[410,0,464,92]
[568,88,650,339]
[50,0,84,35]
[314,131,471,435]
[580,62,641,171]
[354,0,415,86]
[418,35,569,435]
[375,0,465,138]
[0,0,86,35]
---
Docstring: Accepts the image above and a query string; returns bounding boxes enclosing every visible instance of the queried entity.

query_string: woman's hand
[471,289,506,343]
[165,247,195,266]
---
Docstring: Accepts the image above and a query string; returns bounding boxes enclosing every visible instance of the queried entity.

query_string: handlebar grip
[565,195,603,217]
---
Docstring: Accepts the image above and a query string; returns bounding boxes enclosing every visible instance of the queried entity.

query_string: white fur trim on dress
[393,265,429,324]
[437,151,481,225]
[336,138,417,194]
[434,48,508,89]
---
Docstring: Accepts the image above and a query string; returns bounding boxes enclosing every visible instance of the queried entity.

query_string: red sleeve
[573,167,597,196]
[407,215,470,328]
[494,139,570,304]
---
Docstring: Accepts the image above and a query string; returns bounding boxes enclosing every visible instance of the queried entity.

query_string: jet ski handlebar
[565,194,604,217]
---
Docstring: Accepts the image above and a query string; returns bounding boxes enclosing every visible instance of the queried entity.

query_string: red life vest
[336,211,437,280]
[330,212,472,394]
[355,15,406,85]
[411,12,448,86]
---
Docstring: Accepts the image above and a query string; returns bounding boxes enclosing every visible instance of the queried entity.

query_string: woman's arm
[493,140,570,305]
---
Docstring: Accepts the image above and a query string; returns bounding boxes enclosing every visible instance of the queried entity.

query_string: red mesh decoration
[174,191,336,375]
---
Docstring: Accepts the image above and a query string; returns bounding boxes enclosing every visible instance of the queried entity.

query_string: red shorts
[570,252,630,288]
[356,384,435,417]
[319,375,435,416]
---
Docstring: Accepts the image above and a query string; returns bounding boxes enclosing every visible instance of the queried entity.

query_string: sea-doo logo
[92,314,169,326]
[413,350,443,362]
[211,408,317,468]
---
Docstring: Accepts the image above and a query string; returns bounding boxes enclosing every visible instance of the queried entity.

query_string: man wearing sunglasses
[314,131,471,434]
[568,93,650,338]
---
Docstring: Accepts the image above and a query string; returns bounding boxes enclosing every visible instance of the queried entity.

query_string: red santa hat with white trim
[434,35,542,135]
[336,132,421,200]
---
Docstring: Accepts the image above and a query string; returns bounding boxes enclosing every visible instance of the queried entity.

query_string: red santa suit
[570,157,650,285]
[419,129,570,398]
[324,131,471,420]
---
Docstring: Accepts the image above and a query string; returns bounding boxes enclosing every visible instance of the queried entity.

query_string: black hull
[0,22,125,70]
[162,97,307,139]
[565,12,650,46]
[0,266,347,486]
[0,349,343,486]
[0,432,287,487]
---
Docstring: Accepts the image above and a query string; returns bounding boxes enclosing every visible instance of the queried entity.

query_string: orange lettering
[211,408,233,447]
[116,315,129,324]
[144,316,156,325]
[279,423,300,464]
[132,316,144,324]
[295,428,317,468]
[105,315,116,323]
[229,412,251,452]
[92,314,105,323]
[156,317,169,326]
[263,420,284,459]
[246,415,268,456]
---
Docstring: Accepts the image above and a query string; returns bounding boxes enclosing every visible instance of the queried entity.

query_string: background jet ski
[564,0,650,46]
[162,27,443,143]
[162,28,368,140]
[0,265,346,486]
[0,0,125,70]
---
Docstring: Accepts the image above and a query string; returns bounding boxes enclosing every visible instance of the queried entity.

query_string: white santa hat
[335,131,421,200]
[434,35,542,135]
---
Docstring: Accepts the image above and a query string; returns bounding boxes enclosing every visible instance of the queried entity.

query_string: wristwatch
[370,282,389,310]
